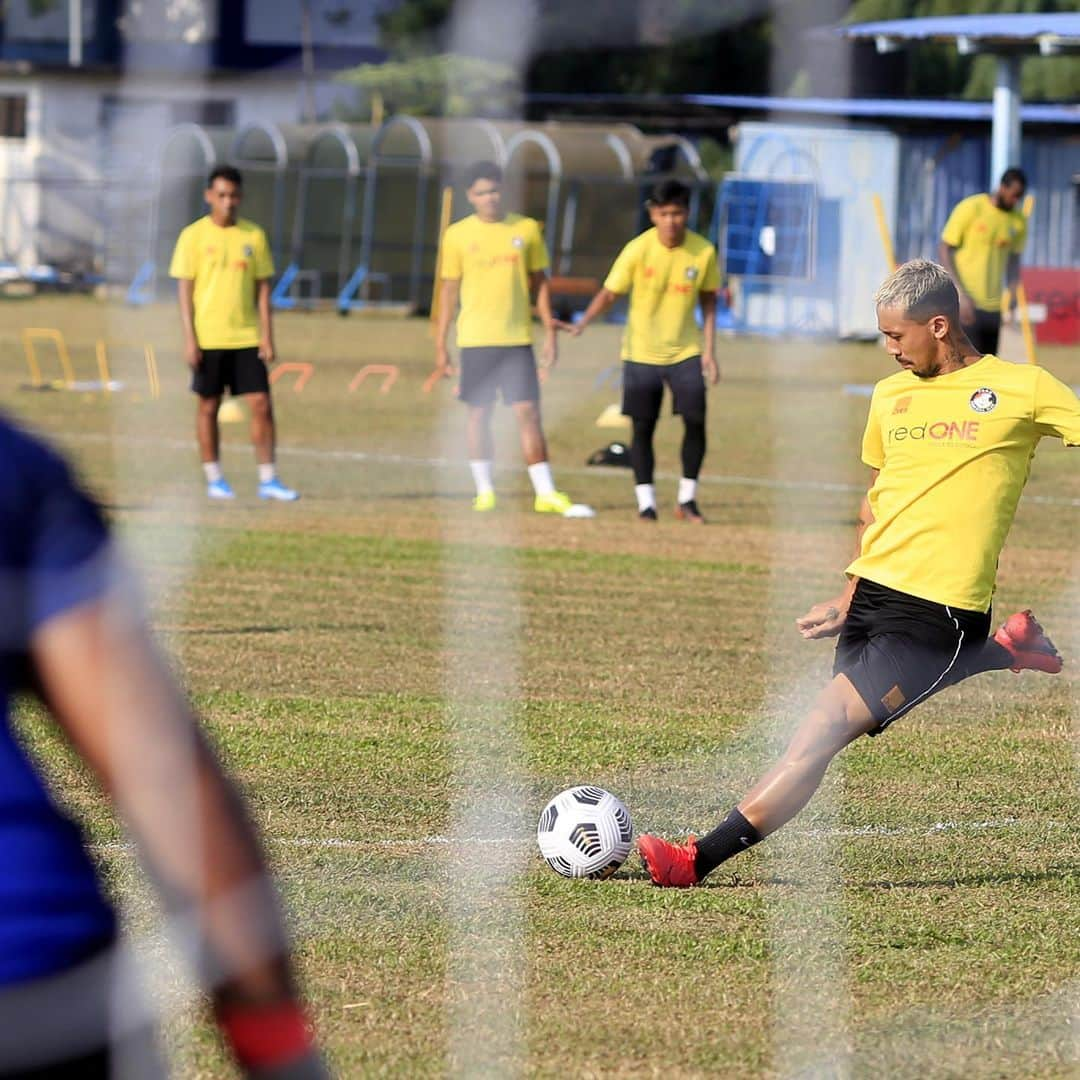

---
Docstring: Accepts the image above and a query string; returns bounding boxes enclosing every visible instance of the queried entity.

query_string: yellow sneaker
[473,490,497,512]
[533,490,573,515]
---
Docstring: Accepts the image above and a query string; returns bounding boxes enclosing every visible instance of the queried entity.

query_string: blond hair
[874,258,959,322]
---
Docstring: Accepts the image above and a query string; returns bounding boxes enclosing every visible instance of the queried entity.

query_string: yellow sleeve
[700,246,720,291]
[1011,214,1028,255]
[941,197,976,248]
[169,226,196,280]
[526,221,549,273]
[861,392,885,469]
[603,240,638,295]
[254,228,274,279]
[1033,368,1080,447]
[440,227,462,281]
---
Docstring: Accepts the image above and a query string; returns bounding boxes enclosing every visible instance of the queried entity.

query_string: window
[0,96,27,139]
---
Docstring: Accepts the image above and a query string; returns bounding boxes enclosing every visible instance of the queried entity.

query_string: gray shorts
[459,346,539,406]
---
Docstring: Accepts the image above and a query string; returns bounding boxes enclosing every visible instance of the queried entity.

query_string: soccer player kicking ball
[171,165,298,502]
[562,180,719,522]
[638,259,1073,888]
[433,161,593,518]
[0,415,324,1075]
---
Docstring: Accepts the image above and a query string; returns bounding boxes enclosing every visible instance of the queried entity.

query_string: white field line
[55,432,1080,509]
[89,817,1069,855]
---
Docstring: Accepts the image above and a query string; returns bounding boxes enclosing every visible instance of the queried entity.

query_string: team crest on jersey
[685,266,698,280]
[243,245,253,257]
[969,387,998,413]
[892,395,911,415]
[511,236,524,249]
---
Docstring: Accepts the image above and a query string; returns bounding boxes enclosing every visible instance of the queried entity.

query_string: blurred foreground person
[637,260,1074,887]
[0,415,324,1077]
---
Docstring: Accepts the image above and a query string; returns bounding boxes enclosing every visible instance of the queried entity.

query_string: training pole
[871,194,897,272]
[428,185,454,338]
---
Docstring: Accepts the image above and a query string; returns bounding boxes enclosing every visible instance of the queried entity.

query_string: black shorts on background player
[191,347,269,398]
[963,309,1001,355]
[622,355,706,422]
[834,579,991,735]
[458,346,540,406]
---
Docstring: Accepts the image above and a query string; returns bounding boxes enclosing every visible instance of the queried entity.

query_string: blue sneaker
[207,477,235,501]
[258,478,299,502]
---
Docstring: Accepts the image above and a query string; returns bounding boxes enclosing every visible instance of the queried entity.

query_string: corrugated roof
[529,92,1080,126]
[682,94,1080,125]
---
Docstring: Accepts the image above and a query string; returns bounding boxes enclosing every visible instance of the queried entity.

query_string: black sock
[694,808,762,877]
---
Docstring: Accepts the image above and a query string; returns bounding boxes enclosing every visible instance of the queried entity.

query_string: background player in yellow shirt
[170,166,298,502]
[564,180,719,522]
[433,161,592,518]
[636,259,1075,888]
[939,167,1027,356]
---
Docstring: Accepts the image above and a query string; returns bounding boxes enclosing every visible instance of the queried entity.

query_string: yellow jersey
[941,194,1027,313]
[603,228,719,366]
[849,356,1080,612]
[169,216,274,350]
[440,213,549,348]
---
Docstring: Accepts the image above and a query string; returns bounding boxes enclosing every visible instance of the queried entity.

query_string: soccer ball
[536,786,633,879]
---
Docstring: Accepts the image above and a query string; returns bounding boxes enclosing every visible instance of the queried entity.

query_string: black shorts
[833,579,991,735]
[621,356,706,423]
[191,347,269,398]
[458,346,539,406]
[963,309,1001,355]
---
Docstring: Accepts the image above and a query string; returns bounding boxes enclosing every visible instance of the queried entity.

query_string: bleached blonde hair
[873,258,960,322]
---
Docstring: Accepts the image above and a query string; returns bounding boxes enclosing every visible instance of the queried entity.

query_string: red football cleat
[637,834,700,888]
[993,610,1063,674]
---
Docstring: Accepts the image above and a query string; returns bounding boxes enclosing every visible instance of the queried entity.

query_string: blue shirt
[0,417,116,984]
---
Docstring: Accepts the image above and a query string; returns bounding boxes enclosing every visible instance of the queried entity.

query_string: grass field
[3,297,1079,1078]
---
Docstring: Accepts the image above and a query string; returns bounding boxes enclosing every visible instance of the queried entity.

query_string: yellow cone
[218,398,245,424]
[595,403,630,429]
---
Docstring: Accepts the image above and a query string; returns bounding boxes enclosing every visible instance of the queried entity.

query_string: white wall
[734,121,900,339]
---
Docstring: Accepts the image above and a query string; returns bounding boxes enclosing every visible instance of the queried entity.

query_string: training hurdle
[270,362,315,392]
[94,341,161,399]
[348,364,399,394]
[23,328,75,387]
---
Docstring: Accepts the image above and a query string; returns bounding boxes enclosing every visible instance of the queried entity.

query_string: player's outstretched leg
[638,674,875,887]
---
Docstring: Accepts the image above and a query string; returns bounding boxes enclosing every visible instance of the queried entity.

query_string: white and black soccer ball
[536,786,633,880]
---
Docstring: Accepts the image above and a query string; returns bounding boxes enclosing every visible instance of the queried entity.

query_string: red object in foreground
[1021,267,1080,346]
[218,1000,316,1071]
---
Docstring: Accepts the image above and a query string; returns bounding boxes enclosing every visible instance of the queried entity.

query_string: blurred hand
[258,339,275,365]
[958,292,976,326]
[185,342,203,370]
[433,345,456,380]
[540,331,558,371]
[552,319,583,336]
[795,596,849,640]
[702,353,720,385]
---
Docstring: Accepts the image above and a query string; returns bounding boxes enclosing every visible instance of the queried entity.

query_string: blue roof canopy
[835,14,1080,55]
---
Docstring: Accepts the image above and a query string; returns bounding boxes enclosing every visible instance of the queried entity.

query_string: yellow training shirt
[604,228,719,365]
[169,217,274,350]
[440,213,549,348]
[940,194,1027,313]
[848,356,1080,612]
